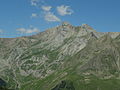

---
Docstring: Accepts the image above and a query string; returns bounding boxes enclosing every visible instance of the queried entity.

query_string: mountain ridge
[0,23,120,90]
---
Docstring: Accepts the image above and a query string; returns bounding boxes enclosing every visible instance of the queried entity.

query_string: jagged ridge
[0,22,120,90]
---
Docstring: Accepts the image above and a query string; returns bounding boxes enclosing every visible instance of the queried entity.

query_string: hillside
[0,22,120,90]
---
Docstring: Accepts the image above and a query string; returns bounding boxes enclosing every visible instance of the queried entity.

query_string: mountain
[0,22,120,90]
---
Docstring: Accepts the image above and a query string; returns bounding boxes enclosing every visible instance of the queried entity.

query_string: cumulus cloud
[57,5,73,16]
[0,29,3,33]
[30,0,74,22]
[31,0,39,6]
[31,13,38,18]
[41,5,60,22]
[41,6,52,11]
[17,27,40,34]
[44,12,61,22]
[31,0,45,7]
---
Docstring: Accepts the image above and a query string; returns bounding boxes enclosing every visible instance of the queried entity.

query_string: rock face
[0,22,120,90]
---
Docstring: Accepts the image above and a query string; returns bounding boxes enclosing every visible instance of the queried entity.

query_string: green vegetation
[0,24,120,90]
[20,67,120,90]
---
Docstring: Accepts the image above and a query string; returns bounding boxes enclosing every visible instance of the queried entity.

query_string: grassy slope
[20,66,120,90]
[1,34,120,90]
[19,35,120,90]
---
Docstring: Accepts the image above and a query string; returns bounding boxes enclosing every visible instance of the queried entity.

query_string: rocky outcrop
[0,22,120,89]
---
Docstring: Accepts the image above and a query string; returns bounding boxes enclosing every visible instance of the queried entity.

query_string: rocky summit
[0,22,120,90]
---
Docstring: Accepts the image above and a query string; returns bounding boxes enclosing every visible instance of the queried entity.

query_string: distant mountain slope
[0,22,120,90]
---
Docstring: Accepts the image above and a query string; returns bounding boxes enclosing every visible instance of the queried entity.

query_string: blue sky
[0,0,120,38]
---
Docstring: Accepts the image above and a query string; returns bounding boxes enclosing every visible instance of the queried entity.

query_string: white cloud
[31,13,38,18]
[30,1,74,22]
[17,27,40,34]
[44,12,61,22]
[31,0,45,7]
[31,0,39,6]
[0,29,3,33]
[57,5,73,16]
[41,6,52,11]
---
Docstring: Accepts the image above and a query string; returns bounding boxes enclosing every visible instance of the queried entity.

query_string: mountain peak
[0,22,120,90]
[81,24,93,29]
[61,21,71,26]
[80,24,96,33]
